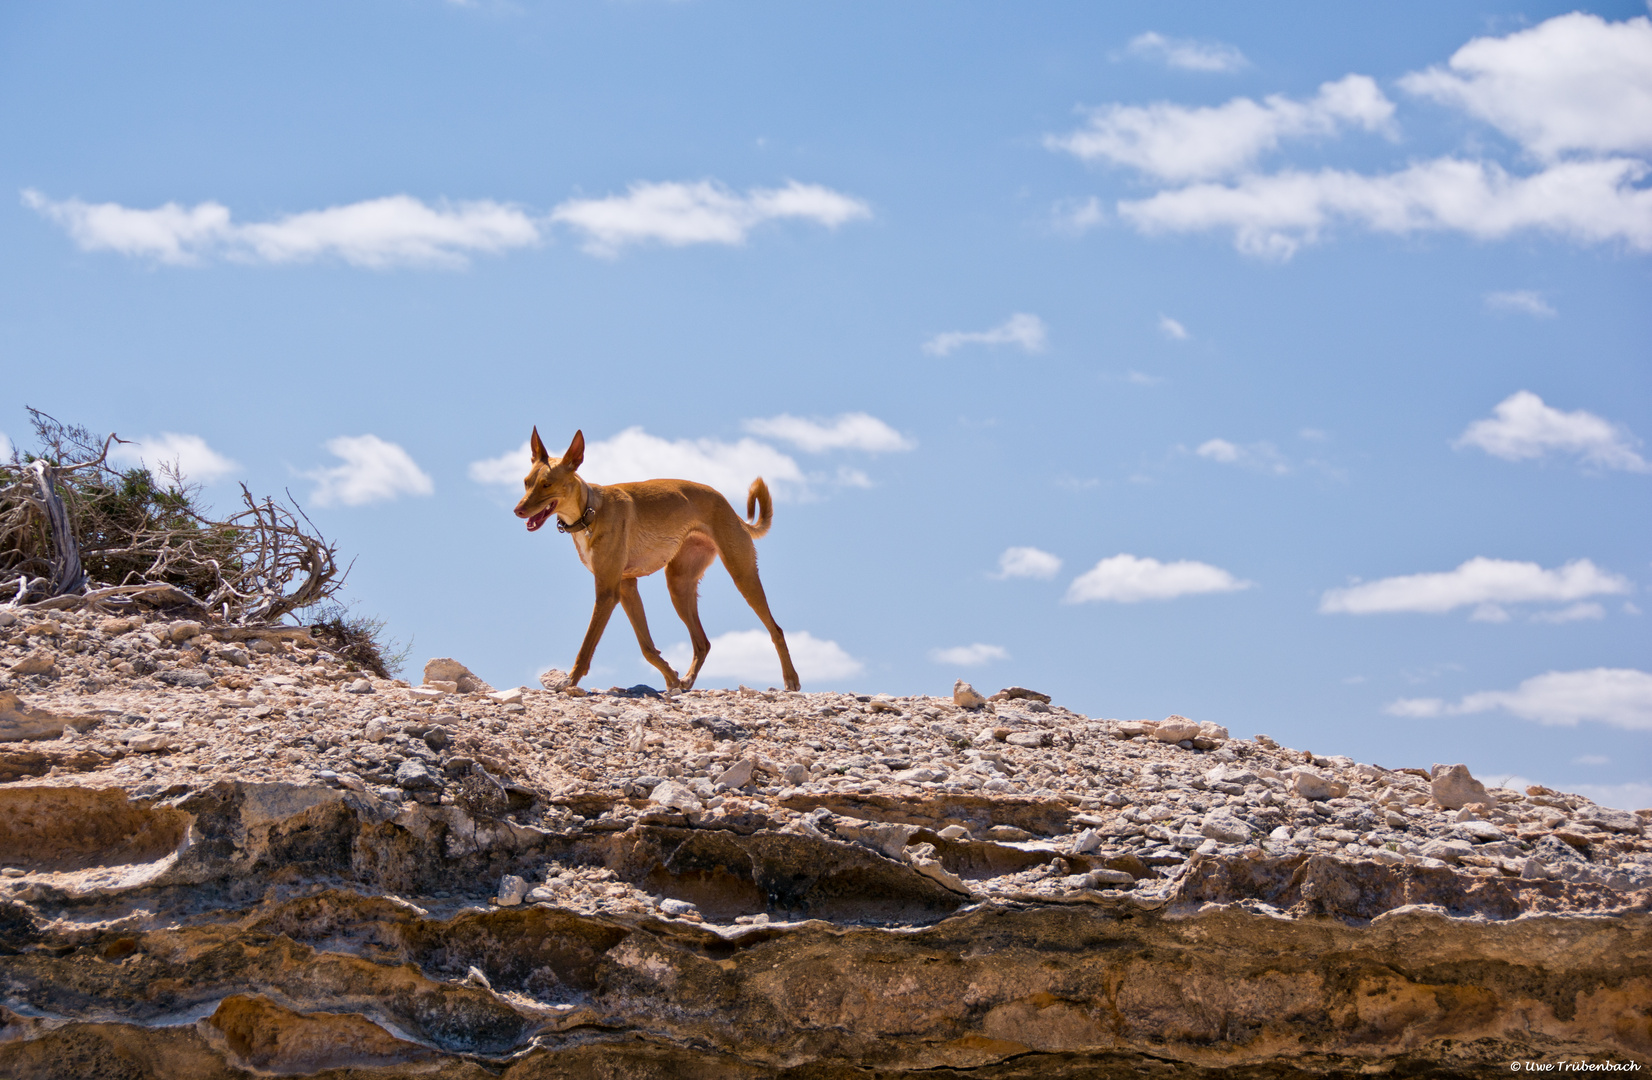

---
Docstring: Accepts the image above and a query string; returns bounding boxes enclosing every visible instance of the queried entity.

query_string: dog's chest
[570,531,595,571]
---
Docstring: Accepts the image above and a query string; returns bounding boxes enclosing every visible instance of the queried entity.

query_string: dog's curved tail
[744,478,773,538]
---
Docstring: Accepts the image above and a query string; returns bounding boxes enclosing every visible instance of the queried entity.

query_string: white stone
[364,717,394,742]
[496,874,530,906]
[1154,716,1201,743]
[659,898,697,917]
[538,669,571,692]
[953,680,988,709]
[128,732,171,753]
[488,687,526,705]
[716,759,755,789]
[648,779,703,813]
[1430,763,1490,810]
[1289,769,1349,801]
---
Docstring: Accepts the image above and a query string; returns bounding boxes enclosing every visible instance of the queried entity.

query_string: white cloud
[663,629,862,687]
[1531,602,1607,624]
[1116,156,1652,259]
[1194,438,1289,474]
[929,643,1009,666]
[108,432,240,484]
[469,424,891,504]
[1398,12,1652,160]
[1046,75,1394,182]
[0,432,11,461]
[1321,557,1631,617]
[549,179,869,256]
[1051,196,1106,235]
[1455,391,1650,472]
[1126,32,1248,74]
[23,190,540,268]
[923,313,1047,356]
[741,412,914,453]
[306,435,435,507]
[1573,754,1610,766]
[468,440,532,487]
[995,547,1063,580]
[1386,668,1652,731]
[1484,290,1556,317]
[1065,553,1253,603]
[581,427,809,505]
[1158,315,1189,340]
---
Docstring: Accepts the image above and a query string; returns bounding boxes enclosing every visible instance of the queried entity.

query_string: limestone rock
[496,874,530,906]
[1290,768,1348,801]
[715,759,755,789]
[422,658,491,694]
[1153,715,1201,743]
[647,779,703,813]
[363,717,393,742]
[1431,763,1491,810]
[1200,813,1252,844]
[989,686,1051,704]
[952,680,988,709]
[0,692,96,742]
[538,668,571,692]
[9,652,56,677]
[343,678,374,694]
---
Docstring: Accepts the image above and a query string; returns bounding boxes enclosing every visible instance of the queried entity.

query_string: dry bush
[1,409,339,623]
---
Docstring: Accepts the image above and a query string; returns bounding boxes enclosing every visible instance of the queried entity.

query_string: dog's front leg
[567,585,621,688]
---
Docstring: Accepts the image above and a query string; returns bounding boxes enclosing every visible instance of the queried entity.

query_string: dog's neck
[556,478,599,534]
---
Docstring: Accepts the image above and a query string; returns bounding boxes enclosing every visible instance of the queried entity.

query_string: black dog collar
[557,504,597,534]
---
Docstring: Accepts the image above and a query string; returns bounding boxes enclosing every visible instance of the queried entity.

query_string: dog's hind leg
[665,536,717,690]
[717,532,801,692]
[618,577,681,691]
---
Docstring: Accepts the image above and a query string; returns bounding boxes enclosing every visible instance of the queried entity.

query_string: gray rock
[1290,769,1348,801]
[156,669,215,689]
[1086,868,1135,887]
[1200,814,1252,844]
[216,647,251,668]
[716,759,756,789]
[1530,834,1590,865]
[659,898,697,917]
[1005,731,1048,748]
[780,763,810,786]
[648,779,703,813]
[344,678,374,694]
[395,759,441,790]
[128,732,172,753]
[1456,820,1507,844]
[496,874,531,906]
[364,718,394,742]
[1431,763,1490,810]
[953,680,988,709]
[1420,838,1475,863]
[538,668,571,692]
[1578,806,1643,834]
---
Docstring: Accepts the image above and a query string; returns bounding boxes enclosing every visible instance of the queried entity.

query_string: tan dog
[514,427,801,693]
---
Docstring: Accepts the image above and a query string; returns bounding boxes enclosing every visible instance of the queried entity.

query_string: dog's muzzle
[525,501,556,532]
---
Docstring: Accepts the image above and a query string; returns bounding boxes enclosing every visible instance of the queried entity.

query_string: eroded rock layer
[0,608,1648,1076]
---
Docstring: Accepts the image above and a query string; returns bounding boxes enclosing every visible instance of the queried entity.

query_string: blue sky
[3,2,1648,807]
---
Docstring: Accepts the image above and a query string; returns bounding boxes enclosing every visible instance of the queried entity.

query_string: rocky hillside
[0,607,1648,1078]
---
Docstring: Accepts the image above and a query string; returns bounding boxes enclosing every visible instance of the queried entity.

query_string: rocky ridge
[0,606,1648,1077]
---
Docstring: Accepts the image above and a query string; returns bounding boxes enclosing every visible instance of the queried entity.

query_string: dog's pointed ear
[529,427,549,464]
[564,430,585,470]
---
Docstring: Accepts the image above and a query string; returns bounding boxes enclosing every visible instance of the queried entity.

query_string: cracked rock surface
[0,610,1649,1077]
